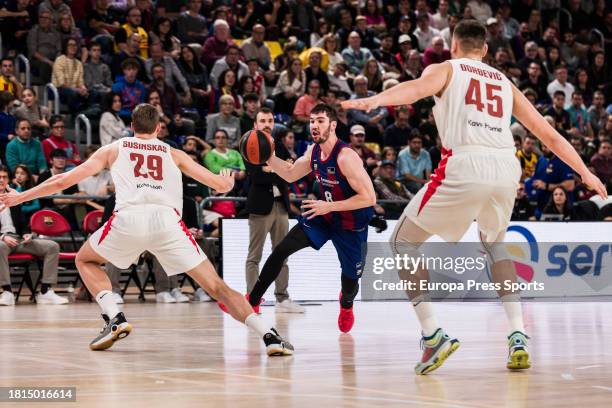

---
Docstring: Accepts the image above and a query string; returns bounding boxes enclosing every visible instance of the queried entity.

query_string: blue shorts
[299,216,368,279]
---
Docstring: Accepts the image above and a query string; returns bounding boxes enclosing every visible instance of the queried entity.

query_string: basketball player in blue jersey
[246,103,376,332]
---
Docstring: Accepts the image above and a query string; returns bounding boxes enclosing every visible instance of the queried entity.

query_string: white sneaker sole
[36,298,69,305]
[90,322,133,351]
[266,344,294,356]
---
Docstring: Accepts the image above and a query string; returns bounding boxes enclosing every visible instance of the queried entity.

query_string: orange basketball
[239,129,275,165]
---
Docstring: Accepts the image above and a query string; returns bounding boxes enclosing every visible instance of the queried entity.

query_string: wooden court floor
[0,300,611,407]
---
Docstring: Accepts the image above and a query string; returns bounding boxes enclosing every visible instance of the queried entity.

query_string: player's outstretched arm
[301,148,376,219]
[266,145,313,183]
[341,62,451,111]
[173,149,234,193]
[0,144,114,210]
[511,85,607,199]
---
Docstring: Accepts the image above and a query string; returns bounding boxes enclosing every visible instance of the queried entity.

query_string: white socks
[412,295,439,338]
[96,290,120,320]
[501,294,525,333]
[245,313,271,337]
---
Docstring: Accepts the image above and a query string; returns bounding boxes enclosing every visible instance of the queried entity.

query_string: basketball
[239,129,275,165]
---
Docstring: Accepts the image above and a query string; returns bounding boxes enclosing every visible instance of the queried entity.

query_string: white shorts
[89,204,207,275]
[398,146,521,243]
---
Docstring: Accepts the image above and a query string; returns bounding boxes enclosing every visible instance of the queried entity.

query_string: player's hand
[341,97,379,112]
[0,186,23,212]
[217,168,235,193]
[301,199,333,219]
[581,171,607,199]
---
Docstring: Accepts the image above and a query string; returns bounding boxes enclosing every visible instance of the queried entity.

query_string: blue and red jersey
[308,140,374,230]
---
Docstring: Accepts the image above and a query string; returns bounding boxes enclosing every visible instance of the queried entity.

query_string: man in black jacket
[245,108,304,313]
[0,165,67,306]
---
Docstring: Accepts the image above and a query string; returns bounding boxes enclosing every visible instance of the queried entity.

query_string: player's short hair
[255,106,273,120]
[132,103,160,134]
[310,103,337,122]
[453,20,486,52]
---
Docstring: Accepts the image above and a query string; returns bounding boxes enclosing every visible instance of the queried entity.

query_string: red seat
[8,254,36,262]
[59,253,77,261]
[83,210,104,235]
[30,209,72,236]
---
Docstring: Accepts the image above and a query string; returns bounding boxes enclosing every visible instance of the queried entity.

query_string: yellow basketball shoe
[507,331,531,370]
[414,328,460,375]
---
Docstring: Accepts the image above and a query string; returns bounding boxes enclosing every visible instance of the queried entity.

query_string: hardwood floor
[0,301,611,407]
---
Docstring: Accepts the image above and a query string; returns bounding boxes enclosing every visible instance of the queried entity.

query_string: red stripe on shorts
[174,209,200,254]
[417,148,453,216]
[97,211,117,245]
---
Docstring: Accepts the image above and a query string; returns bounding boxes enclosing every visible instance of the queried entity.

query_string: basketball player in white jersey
[342,20,606,374]
[0,104,293,356]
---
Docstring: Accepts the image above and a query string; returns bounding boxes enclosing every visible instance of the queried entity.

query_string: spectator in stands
[0,92,16,147]
[440,14,458,50]
[432,0,449,31]
[293,79,323,128]
[497,3,519,40]
[36,148,81,231]
[545,91,571,132]
[148,17,180,59]
[516,134,539,181]
[589,51,610,92]
[86,0,122,53]
[204,128,245,179]
[0,164,66,306]
[590,138,611,184]
[374,32,402,75]
[5,119,47,178]
[99,92,129,146]
[354,15,379,51]
[240,93,259,134]
[321,34,344,75]
[511,182,536,221]
[182,135,211,163]
[210,45,249,89]
[349,124,377,174]
[111,58,146,121]
[209,69,241,114]
[486,17,514,61]
[570,134,590,163]
[241,24,271,71]
[589,91,609,135]
[348,75,388,144]
[304,50,329,94]
[529,144,575,214]
[519,62,548,103]
[57,11,84,57]
[328,62,352,96]
[400,50,424,81]
[383,105,413,151]
[364,0,387,33]
[178,45,211,117]
[11,164,40,219]
[201,19,236,71]
[398,134,432,194]
[414,13,440,52]
[78,145,113,211]
[27,10,61,83]
[467,0,492,24]
[41,115,81,167]
[1,0,34,57]
[567,91,593,137]
[84,43,112,103]
[14,88,49,139]
[373,160,411,219]
[146,43,190,99]
[516,40,540,74]
[272,57,305,116]
[205,94,241,146]
[574,69,593,107]
[541,186,573,220]
[176,0,207,45]
[114,6,148,58]
[423,36,450,67]
[342,31,374,76]
[38,0,71,25]
[244,60,267,104]
[111,33,148,82]
[542,46,562,81]
[287,0,316,46]
[0,58,24,99]
[52,37,88,111]
[547,66,575,108]
[362,58,383,93]
[151,255,191,303]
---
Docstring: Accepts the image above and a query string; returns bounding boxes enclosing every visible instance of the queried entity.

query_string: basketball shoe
[89,313,133,351]
[218,294,263,314]
[338,292,354,333]
[264,328,294,356]
[414,328,460,375]
[507,331,531,369]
